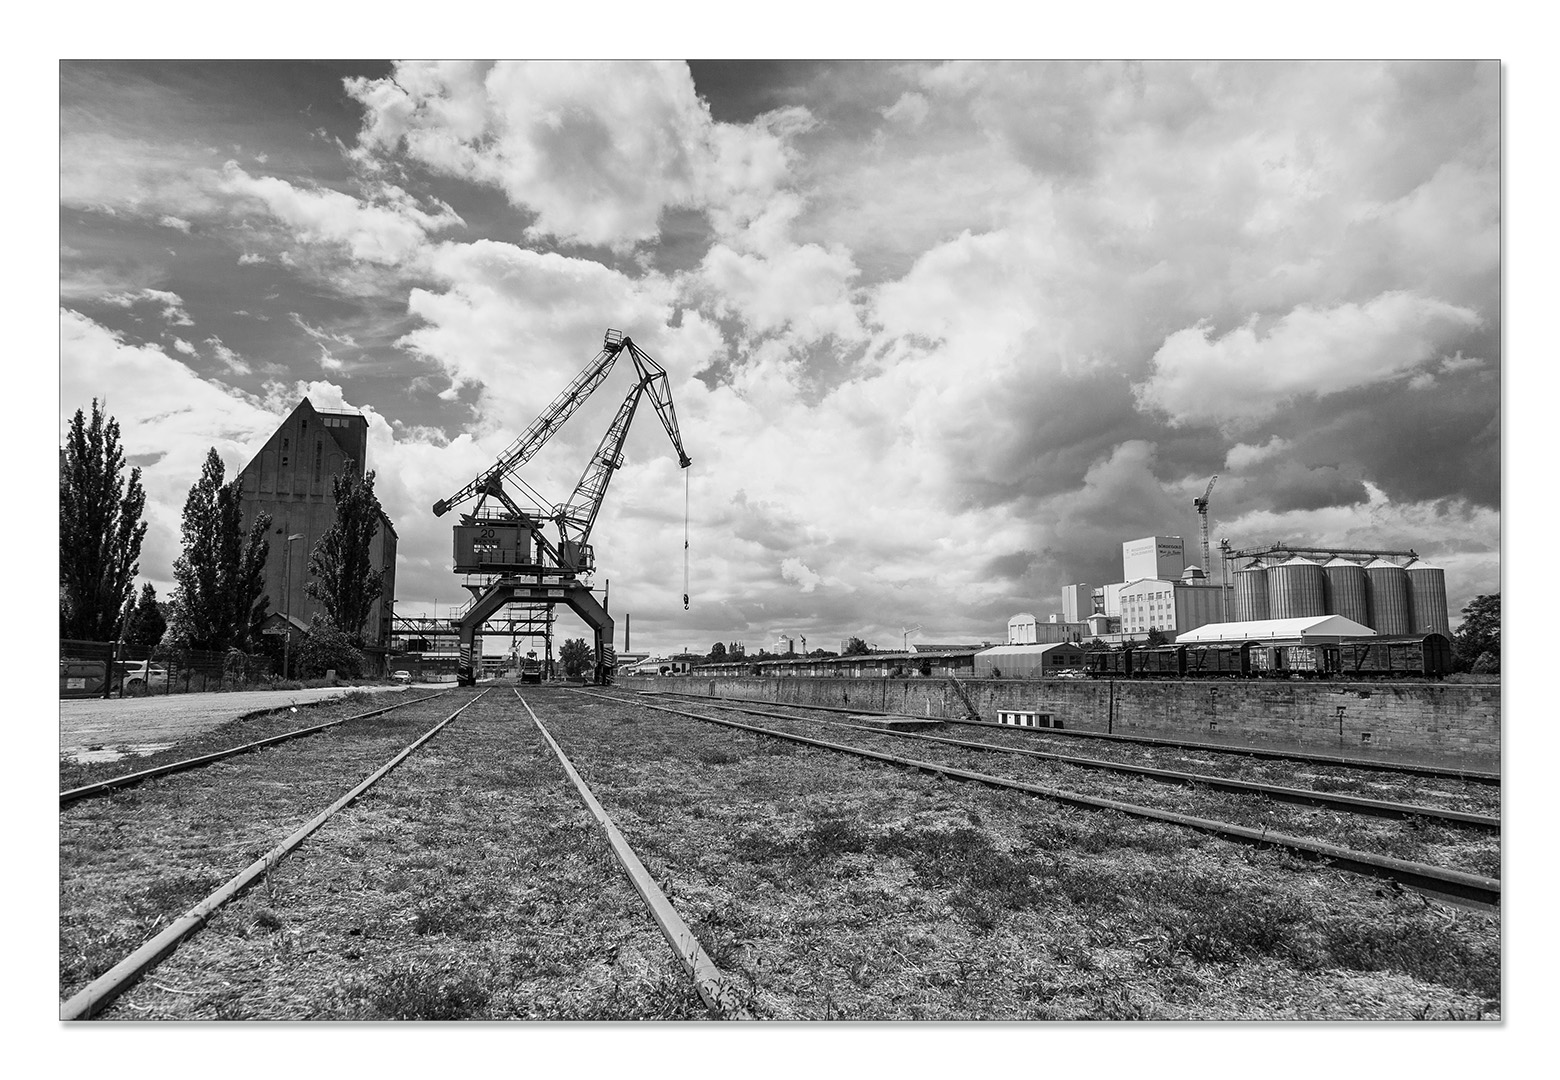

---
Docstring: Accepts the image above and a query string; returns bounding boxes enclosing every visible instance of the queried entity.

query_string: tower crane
[433,329,691,686]
[1194,474,1218,578]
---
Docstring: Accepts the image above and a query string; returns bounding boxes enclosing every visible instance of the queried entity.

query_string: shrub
[293,616,368,678]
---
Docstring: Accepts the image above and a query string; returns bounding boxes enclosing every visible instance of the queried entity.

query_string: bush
[293,617,368,678]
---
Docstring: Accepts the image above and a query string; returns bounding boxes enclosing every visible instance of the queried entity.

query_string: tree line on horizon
[59,399,389,678]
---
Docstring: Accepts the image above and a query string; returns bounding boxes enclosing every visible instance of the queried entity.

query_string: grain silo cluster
[1230,547,1449,636]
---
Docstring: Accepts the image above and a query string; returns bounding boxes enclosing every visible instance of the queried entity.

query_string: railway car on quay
[1083,633,1452,680]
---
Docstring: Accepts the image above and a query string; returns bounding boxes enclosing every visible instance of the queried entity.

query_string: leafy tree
[293,614,367,678]
[560,638,592,677]
[306,470,385,646]
[709,641,727,660]
[1452,593,1499,672]
[842,636,871,656]
[1145,627,1169,647]
[60,400,148,640]
[123,582,167,648]
[170,449,272,651]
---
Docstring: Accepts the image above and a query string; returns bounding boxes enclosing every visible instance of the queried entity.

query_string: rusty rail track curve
[581,689,1499,910]
[645,692,1497,831]
[653,689,1501,785]
[59,689,489,1021]
[514,691,751,1019]
[60,688,460,807]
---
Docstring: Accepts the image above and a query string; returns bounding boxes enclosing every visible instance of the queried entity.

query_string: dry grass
[61,686,1500,1020]
[530,690,1500,1019]
[80,694,705,1020]
[705,705,1502,879]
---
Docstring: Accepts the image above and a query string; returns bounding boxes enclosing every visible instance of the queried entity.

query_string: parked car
[391,670,412,684]
[118,660,170,696]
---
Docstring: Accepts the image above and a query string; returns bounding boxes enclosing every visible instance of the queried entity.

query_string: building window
[315,440,322,481]
[281,437,289,467]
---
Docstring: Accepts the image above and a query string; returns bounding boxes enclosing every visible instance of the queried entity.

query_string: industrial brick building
[237,400,397,664]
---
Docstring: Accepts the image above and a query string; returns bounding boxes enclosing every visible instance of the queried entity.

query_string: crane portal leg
[457,621,479,687]
[455,578,614,686]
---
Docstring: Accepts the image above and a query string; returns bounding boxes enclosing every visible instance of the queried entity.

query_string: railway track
[61,688,753,1020]
[60,688,458,807]
[586,688,1499,910]
[640,693,1496,830]
[513,690,750,1019]
[61,689,489,1019]
[659,690,1501,784]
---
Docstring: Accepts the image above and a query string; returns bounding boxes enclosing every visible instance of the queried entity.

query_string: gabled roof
[1176,615,1377,643]
[976,642,1086,658]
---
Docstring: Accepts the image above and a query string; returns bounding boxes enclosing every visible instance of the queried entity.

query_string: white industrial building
[1176,615,1377,644]
[1007,612,1088,645]
[1122,536,1187,582]
[1061,583,1094,623]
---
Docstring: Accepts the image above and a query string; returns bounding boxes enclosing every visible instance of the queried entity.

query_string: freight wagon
[1084,634,1451,680]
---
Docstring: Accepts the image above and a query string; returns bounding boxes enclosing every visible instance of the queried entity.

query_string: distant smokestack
[626,613,631,651]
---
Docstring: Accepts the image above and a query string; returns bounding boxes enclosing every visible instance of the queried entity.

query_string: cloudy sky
[59,59,1501,656]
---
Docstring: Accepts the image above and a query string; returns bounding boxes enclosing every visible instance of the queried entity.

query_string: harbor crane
[433,328,691,686]
[1194,474,1218,579]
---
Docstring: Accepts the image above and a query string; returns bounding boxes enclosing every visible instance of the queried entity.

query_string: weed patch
[362,960,492,1020]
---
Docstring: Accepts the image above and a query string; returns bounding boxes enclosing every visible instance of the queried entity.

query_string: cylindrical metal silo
[1365,558,1412,635]
[1404,560,1452,637]
[1269,556,1326,619]
[1233,560,1269,621]
[1323,557,1371,627]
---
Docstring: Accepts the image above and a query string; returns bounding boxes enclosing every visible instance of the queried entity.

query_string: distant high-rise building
[1061,583,1093,623]
[1123,536,1186,581]
[237,399,397,660]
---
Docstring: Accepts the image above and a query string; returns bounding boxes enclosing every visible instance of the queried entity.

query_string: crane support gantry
[433,329,691,686]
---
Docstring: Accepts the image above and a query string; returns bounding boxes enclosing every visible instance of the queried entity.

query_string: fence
[60,639,280,698]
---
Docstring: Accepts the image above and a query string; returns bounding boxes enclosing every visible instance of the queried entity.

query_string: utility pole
[282,532,304,679]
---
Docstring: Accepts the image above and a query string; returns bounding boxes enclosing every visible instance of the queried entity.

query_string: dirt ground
[58,685,414,759]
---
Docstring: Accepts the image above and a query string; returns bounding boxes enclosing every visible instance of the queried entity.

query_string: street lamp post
[283,533,304,679]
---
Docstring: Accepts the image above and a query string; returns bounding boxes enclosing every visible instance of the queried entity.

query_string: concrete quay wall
[671,676,1501,762]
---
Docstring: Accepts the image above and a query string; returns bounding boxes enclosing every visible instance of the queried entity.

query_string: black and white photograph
[53,47,1516,1037]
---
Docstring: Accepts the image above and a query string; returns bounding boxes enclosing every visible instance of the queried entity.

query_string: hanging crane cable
[683,467,690,610]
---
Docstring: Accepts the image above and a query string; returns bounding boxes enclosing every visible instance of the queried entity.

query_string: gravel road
[58,685,423,759]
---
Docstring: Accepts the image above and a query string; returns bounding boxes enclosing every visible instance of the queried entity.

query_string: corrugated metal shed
[974,642,1087,678]
[1176,615,1377,643]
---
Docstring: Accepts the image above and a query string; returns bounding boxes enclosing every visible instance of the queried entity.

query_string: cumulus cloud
[882,91,930,127]
[204,336,251,376]
[1225,436,1292,470]
[345,61,811,253]
[103,288,195,326]
[57,61,1502,650]
[1132,292,1483,430]
[780,557,824,593]
[216,163,463,266]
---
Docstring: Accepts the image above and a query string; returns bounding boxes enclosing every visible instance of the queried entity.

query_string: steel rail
[635,694,1497,830]
[60,688,460,807]
[513,691,750,1019]
[580,689,1500,908]
[60,689,490,1021]
[649,690,1500,785]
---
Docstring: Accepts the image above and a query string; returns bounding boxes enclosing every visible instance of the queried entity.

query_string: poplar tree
[123,582,167,648]
[60,400,147,641]
[305,469,385,646]
[170,449,271,651]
